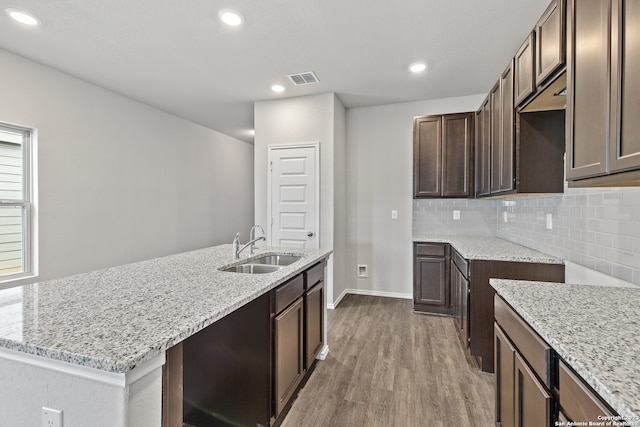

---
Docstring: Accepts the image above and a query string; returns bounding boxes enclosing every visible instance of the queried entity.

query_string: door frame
[267,142,320,248]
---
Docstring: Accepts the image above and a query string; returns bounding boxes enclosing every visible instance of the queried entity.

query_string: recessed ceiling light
[271,84,285,93]
[218,9,243,26]
[5,8,40,26]
[409,62,427,73]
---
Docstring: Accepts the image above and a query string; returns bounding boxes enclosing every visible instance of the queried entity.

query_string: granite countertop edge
[490,278,640,420]
[412,235,563,264]
[0,245,333,374]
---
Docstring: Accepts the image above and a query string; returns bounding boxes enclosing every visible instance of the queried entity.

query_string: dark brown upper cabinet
[413,112,474,198]
[536,0,566,86]
[481,61,515,197]
[516,0,568,113]
[475,97,491,197]
[514,32,536,107]
[567,0,640,186]
[477,57,564,198]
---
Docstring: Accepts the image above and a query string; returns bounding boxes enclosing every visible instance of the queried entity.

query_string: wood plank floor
[280,294,495,427]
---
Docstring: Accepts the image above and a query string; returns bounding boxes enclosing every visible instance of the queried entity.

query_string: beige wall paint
[0,49,254,287]
[344,95,486,303]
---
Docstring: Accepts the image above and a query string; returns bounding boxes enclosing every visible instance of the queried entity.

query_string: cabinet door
[610,0,640,173]
[413,115,442,197]
[515,352,553,427]
[461,275,469,348]
[476,96,491,197]
[499,61,515,193]
[442,113,474,197]
[495,324,516,427]
[451,261,460,327]
[304,281,324,369]
[414,256,448,309]
[566,0,611,180]
[536,0,566,85]
[274,297,305,417]
[490,81,502,193]
[515,32,536,106]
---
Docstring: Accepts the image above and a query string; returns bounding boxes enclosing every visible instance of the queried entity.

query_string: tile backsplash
[412,198,497,236]
[413,186,640,286]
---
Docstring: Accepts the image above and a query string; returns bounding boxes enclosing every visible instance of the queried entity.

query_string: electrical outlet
[453,210,460,220]
[546,213,553,230]
[42,407,63,427]
[357,265,368,278]
[391,209,398,220]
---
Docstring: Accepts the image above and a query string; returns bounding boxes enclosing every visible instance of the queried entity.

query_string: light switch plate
[453,210,460,220]
[391,210,398,220]
[546,213,553,229]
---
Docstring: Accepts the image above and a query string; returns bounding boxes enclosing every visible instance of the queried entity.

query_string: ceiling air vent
[287,71,319,86]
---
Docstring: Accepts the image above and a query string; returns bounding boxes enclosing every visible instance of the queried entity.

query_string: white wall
[0,49,254,287]
[344,95,486,302]
[254,93,346,302]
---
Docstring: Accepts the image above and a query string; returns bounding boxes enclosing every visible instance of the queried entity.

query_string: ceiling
[0,0,551,143]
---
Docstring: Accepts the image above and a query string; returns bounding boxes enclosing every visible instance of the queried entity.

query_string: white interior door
[268,144,318,249]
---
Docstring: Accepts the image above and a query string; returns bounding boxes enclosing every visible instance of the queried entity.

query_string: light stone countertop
[413,235,563,264]
[0,245,332,373]
[491,279,640,420]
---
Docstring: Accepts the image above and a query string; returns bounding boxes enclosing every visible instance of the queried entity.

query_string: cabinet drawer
[452,249,469,278]
[494,296,552,387]
[558,361,615,421]
[415,243,446,257]
[275,274,304,314]
[305,262,324,290]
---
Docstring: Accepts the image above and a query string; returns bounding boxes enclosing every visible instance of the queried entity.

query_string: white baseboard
[316,345,329,360]
[327,289,412,309]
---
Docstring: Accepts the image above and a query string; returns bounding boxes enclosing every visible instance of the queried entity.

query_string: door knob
[307,231,314,237]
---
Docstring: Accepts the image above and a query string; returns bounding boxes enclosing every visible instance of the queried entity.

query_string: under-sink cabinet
[172,260,326,427]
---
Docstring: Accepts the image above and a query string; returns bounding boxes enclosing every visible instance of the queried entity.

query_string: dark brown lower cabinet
[274,296,305,418]
[514,352,553,426]
[451,249,469,348]
[495,324,515,427]
[558,360,616,422]
[304,281,324,369]
[182,292,272,427]
[495,295,618,427]
[172,261,326,427]
[413,243,451,315]
[495,300,553,427]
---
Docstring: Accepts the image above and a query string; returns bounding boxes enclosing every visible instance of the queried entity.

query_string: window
[0,123,35,282]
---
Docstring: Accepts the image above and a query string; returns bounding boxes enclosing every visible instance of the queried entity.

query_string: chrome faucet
[232,225,266,260]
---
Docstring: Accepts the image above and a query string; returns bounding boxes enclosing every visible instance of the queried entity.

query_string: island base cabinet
[274,297,305,418]
[495,324,516,427]
[182,292,272,427]
[305,281,324,369]
[495,323,553,427]
[514,352,553,427]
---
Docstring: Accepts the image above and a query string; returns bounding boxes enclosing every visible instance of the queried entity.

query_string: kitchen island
[491,279,640,422]
[0,244,332,426]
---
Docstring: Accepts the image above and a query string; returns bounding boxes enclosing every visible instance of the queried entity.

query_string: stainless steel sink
[250,254,303,266]
[221,264,283,274]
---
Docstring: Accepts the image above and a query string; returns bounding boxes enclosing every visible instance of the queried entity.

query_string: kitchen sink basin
[250,254,304,266]
[221,264,283,274]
